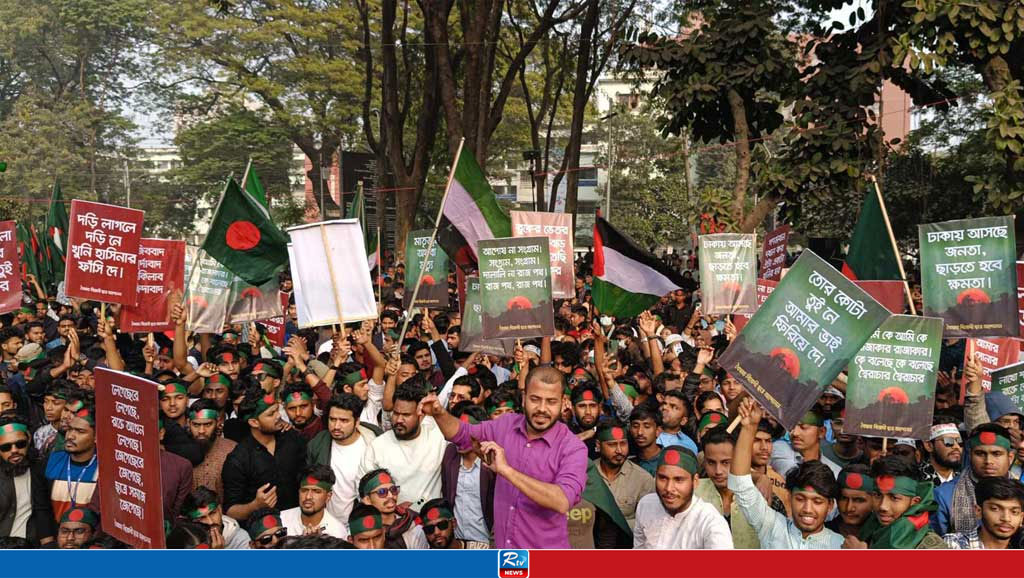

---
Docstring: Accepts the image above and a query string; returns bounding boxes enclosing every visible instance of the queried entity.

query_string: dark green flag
[201,178,289,286]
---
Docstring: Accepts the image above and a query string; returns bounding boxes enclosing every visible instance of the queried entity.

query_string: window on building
[616,93,640,109]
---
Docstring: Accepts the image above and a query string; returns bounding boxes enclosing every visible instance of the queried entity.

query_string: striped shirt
[728,473,843,549]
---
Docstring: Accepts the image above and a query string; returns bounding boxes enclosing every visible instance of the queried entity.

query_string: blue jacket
[931,476,957,535]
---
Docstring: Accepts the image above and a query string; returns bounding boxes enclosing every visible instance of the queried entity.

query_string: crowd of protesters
[1,247,1023,551]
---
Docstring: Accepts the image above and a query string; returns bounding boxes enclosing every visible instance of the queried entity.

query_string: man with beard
[280,465,347,539]
[944,477,1024,549]
[281,383,321,441]
[569,383,604,458]
[729,398,843,548]
[419,498,488,549]
[359,382,445,511]
[921,419,963,486]
[419,366,588,549]
[182,486,249,548]
[0,415,54,544]
[44,401,99,522]
[933,423,1014,535]
[358,468,428,549]
[594,422,653,543]
[222,386,307,522]
[634,445,732,549]
[308,393,376,522]
[187,399,236,500]
[55,506,98,549]
[201,373,233,413]
[826,464,875,538]
[441,403,493,546]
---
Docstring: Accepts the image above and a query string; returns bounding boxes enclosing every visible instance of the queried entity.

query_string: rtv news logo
[497,549,529,578]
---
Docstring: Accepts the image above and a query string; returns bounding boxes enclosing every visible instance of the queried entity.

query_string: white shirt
[281,507,349,539]
[222,515,251,549]
[328,435,368,522]
[454,456,489,543]
[11,472,31,539]
[358,416,446,511]
[402,525,430,549]
[633,493,734,549]
[360,378,385,428]
[727,473,843,549]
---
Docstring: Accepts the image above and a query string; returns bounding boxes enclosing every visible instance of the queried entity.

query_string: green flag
[346,187,378,270]
[842,189,900,280]
[581,461,632,541]
[201,178,289,286]
[242,161,268,209]
[45,181,69,283]
[16,223,41,283]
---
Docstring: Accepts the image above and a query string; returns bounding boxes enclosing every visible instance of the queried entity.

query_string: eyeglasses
[0,439,28,452]
[939,437,963,448]
[374,485,401,498]
[257,528,287,545]
[59,526,91,537]
[423,520,451,534]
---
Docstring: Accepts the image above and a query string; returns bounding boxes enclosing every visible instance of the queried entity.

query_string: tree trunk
[739,193,778,233]
[726,88,751,228]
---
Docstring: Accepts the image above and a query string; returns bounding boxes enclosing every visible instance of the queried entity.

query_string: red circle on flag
[846,473,863,489]
[68,509,84,522]
[612,427,625,440]
[876,476,895,493]
[306,476,318,485]
[582,390,594,401]
[664,450,680,465]
[226,221,261,250]
[426,508,440,521]
[379,473,392,484]
[979,431,997,445]
[362,515,375,528]
[710,413,722,423]
[263,394,275,405]
[262,515,278,529]
[459,414,470,423]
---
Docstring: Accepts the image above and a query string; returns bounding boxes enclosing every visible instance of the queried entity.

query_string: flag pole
[240,158,253,192]
[319,223,346,339]
[397,137,465,350]
[374,184,383,313]
[868,175,916,316]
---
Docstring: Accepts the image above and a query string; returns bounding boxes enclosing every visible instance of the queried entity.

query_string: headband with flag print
[458,413,479,425]
[838,471,877,494]
[285,391,313,406]
[873,475,919,497]
[61,507,99,528]
[571,386,603,406]
[207,373,232,390]
[250,360,283,379]
[246,393,278,421]
[246,513,283,539]
[970,430,1012,450]
[359,471,394,497]
[486,400,516,413]
[657,446,698,474]
[161,381,189,398]
[0,422,28,436]
[186,502,218,520]
[349,511,383,535]
[72,405,95,427]
[341,368,369,387]
[597,425,627,443]
[301,474,333,491]
[423,503,454,523]
[188,408,220,421]
[697,411,727,432]
[214,351,237,365]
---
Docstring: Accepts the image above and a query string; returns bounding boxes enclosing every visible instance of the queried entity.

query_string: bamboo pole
[869,175,917,315]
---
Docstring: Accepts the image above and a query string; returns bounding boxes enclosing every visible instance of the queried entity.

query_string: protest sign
[260,291,289,348]
[65,200,144,305]
[992,361,1024,412]
[461,275,513,356]
[699,233,757,314]
[919,216,1018,337]
[288,220,377,328]
[478,236,554,339]
[855,280,906,314]
[732,279,778,332]
[119,239,185,333]
[719,250,889,430]
[1017,262,1023,338]
[95,368,165,549]
[760,225,790,281]
[184,247,231,334]
[962,337,1020,399]
[0,221,21,314]
[404,230,449,309]
[844,315,943,440]
[511,211,574,299]
[227,277,283,324]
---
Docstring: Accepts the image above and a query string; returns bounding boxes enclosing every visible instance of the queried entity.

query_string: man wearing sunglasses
[245,508,287,549]
[358,468,428,549]
[921,418,963,486]
[419,498,488,549]
[0,415,54,545]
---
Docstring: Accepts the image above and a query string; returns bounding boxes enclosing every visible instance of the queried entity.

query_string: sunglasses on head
[257,528,287,545]
[939,437,963,448]
[423,520,451,534]
[0,439,28,452]
[374,485,401,498]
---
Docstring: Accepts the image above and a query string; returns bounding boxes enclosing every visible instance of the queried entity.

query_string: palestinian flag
[202,178,289,286]
[45,181,68,283]
[841,188,900,280]
[437,146,510,270]
[592,216,686,317]
[242,160,268,209]
[345,187,379,271]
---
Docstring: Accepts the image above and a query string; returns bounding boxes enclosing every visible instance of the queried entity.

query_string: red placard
[732,278,778,332]
[759,225,790,281]
[260,290,289,348]
[962,337,1021,402]
[0,221,22,314]
[1017,261,1023,339]
[119,239,185,333]
[94,368,165,548]
[854,280,906,314]
[65,200,145,305]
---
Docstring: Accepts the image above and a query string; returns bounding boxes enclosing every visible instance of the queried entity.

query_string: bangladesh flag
[437,146,510,270]
[841,189,900,280]
[202,178,289,286]
[242,161,268,209]
[16,223,41,282]
[592,216,686,317]
[581,461,632,543]
[345,187,379,271]
[45,181,69,283]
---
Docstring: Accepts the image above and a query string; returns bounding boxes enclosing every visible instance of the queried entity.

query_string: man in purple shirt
[419,366,587,549]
